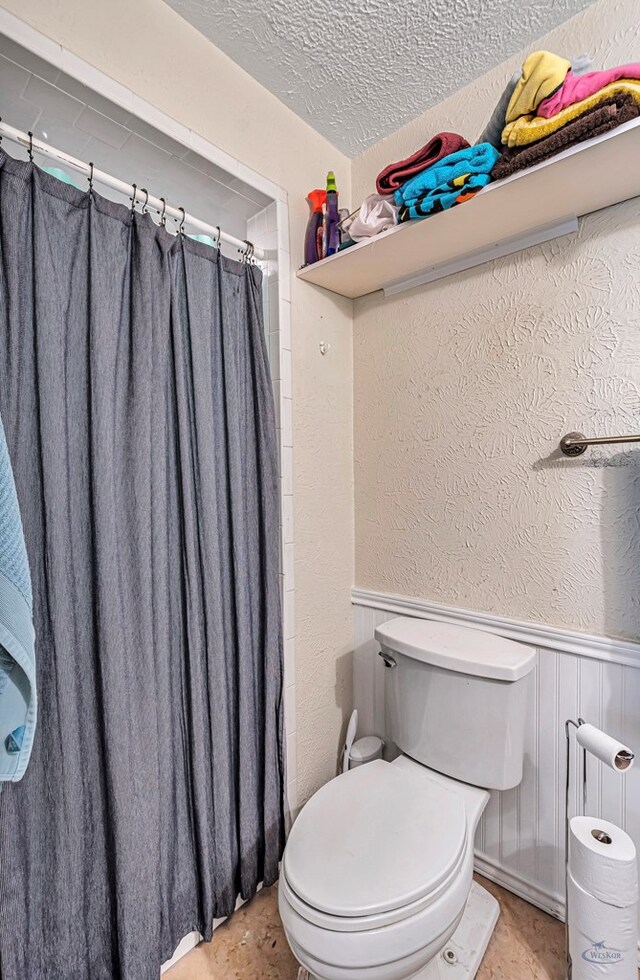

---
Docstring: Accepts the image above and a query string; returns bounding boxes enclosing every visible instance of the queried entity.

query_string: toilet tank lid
[375,617,536,682]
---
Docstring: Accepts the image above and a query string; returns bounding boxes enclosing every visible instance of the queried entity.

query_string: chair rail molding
[352,587,640,668]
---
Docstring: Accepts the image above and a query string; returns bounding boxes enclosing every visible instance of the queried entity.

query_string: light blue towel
[394,143,500,208]
[398,172,493,221]
[0,416,35,784]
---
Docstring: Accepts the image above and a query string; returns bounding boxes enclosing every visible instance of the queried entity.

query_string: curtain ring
[214,226,221,250]
[178,207,186,237]
[88,162,94,193]
[27,131,34,162]
[160,197,167,227]
[130,183,138,213]
[141,188,149,214]
[241,240,254,264]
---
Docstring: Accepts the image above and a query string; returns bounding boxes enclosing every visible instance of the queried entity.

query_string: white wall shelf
[297,117,640,299]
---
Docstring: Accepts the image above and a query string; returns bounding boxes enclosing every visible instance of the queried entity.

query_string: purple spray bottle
[325,171,340,257]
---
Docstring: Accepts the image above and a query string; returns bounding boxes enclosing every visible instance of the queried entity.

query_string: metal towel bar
[560,431,640,456]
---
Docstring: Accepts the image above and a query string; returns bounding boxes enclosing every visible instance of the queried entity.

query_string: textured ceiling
[163,0,595,156]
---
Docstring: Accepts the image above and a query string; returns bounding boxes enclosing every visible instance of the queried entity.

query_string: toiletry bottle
[325,171,340,256]
[317,207,325,260]
[321,202,328,260]
[304,189,327,266]
[338,208,350,246]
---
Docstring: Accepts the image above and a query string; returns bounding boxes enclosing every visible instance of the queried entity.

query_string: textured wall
[163,0,592,156]
[352,0,640,641]
[0,0,354,805]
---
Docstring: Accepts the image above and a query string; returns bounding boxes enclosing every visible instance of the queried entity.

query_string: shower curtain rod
[0,120,265,260]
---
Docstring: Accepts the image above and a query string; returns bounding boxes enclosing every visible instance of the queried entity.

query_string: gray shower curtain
[0,151,285,980]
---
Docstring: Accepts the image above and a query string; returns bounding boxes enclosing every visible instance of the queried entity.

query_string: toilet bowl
[279,617,537,980]
[278,757,489,980]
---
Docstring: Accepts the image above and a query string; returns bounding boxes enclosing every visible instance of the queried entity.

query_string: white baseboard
[475,853,640,966]
[474,853,564,921]
[161,882,266,972]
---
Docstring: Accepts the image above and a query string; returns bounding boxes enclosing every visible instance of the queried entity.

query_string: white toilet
[279,616,537,980]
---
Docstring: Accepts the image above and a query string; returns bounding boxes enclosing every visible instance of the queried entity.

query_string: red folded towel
[376,133,470,195]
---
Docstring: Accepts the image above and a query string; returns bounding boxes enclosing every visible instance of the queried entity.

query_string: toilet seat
[283,760,467,923]
[279,851,466,934]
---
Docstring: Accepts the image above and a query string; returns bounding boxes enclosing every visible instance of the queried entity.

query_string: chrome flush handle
[378,651,397,669]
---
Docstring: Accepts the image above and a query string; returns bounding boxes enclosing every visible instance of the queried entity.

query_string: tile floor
[164,874,569,979]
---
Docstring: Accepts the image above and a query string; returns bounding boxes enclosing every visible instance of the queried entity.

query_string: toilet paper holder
[564,718,635,979]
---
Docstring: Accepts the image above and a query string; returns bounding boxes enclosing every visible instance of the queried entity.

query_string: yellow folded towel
[502,79,640,146]
[505,51,571,123]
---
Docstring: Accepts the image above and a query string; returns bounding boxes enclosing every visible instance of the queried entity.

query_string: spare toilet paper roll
[569,816,638,906]
[568,870,638,980]
[576,724,634,771]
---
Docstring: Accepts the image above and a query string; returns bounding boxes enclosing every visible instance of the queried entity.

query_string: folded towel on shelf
[0,416,35,787]
[505,51,571,123]
[537,63,640,117]
[501,79,640,146]
[398,172,493,221]
[376,133,470,195]
[477,54,592,148]
[343,194,399,241]
[394,143,499,208]
[491,93,640,180]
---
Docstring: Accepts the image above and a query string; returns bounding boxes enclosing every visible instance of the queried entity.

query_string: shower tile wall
[247,202,297,818]
[0,38,272,245]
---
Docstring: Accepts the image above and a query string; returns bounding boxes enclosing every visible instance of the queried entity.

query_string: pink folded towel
[538,63,640,117]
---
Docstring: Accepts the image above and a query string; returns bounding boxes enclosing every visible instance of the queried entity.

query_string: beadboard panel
[353,591,640,922]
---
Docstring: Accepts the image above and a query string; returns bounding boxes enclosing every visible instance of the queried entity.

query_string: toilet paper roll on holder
[564,718,635,979]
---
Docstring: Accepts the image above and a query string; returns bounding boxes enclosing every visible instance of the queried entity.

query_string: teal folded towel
[394,143,499,221]
[394,143,500,209]
[398,172,493,221]
[0,416,35,786]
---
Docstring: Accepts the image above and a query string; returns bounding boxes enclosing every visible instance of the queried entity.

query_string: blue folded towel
[0,416,35,786]
[398,172,493,221]
[394,143,500,208]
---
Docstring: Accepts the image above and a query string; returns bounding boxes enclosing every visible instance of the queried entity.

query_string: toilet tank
[376,617,536,791]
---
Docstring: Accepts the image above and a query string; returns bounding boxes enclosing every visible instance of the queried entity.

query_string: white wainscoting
[353,588,640,924]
